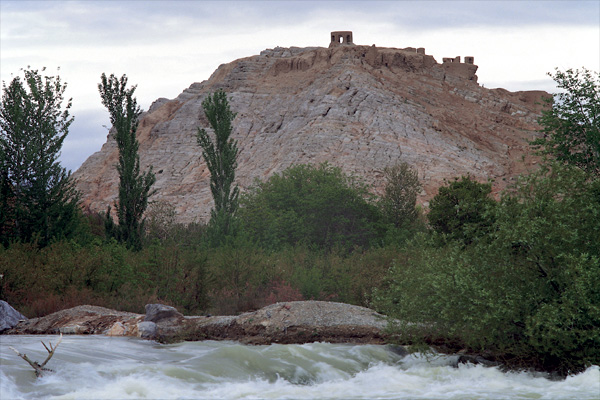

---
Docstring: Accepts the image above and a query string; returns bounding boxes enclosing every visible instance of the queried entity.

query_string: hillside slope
[74,42,547,223]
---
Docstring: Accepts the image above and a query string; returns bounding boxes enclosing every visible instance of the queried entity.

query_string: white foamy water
[0,335,598,399]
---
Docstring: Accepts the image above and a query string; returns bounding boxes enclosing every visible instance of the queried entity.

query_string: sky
[1,0,599,172]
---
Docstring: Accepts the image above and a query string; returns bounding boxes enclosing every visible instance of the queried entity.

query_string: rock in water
[0,300,27,332]
[74,35,548,224]
[137,321,157,339]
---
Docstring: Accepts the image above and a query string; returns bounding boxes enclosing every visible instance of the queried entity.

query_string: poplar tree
[0,68,80,246]
[196,90,239,240]
[98,73,155,250]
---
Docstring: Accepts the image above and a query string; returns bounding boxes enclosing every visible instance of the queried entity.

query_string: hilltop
[74,32,547,223]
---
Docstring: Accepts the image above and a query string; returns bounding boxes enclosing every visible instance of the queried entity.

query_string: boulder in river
[0,300,27,332]
[137,321,157,339]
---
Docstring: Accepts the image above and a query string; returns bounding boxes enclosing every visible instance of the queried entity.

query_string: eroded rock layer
[74,44,547,223]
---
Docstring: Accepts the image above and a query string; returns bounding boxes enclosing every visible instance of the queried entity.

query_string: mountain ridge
[74,41,548,223]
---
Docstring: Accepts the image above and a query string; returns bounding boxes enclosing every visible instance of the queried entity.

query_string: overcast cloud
[1,0,599,171]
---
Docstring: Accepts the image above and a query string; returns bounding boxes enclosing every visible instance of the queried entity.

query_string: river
[0,335,598,399]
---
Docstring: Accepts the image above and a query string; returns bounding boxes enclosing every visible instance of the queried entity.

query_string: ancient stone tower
[330,31,354,47]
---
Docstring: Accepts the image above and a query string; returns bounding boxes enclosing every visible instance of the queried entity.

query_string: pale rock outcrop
[7,305,142,335]
[74,42,548,224]
[106,321,127,336]
[6,301,392,345]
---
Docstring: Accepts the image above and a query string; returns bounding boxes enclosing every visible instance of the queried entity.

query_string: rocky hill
[74,35,548,224]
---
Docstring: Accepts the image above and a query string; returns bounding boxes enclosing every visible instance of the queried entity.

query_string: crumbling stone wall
[330,31,354,47]
[443,56,475,65]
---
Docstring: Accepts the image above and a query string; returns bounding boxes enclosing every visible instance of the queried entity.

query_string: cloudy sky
[1,0,599,172]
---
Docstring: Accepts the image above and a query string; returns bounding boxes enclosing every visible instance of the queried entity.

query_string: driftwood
[10,333,63,377]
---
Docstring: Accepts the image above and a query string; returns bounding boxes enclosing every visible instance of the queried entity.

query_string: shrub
[238,163,383,252]
[144,200,177,243]
[427,176,496,245]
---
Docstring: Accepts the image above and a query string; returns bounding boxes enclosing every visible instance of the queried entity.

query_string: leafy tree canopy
[375,163,600,375]
[533,67,599,177]
[0,67,80,246]
[379,162,421,229]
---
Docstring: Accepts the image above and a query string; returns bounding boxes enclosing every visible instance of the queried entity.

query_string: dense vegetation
[374,164,600,375]
[1,68,598,376]
[532,68,599,177]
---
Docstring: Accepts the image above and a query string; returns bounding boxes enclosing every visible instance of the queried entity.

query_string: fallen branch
[10,333,63,377]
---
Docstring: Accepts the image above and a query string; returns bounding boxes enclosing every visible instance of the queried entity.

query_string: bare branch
[40,333,62,368]
[10,347,41,371]
[9,333,63,377]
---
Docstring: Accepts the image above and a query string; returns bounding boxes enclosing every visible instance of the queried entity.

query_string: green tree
[0,68,80,247]
[238,163,382,252]
[0,150,12,243]
[427,176,496,245]
[379,162,421,228]
[196,90,239,240]
[98,73,155,250]
[533,68,599,177]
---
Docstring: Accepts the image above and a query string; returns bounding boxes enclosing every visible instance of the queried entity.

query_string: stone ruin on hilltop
[329,30,477,81]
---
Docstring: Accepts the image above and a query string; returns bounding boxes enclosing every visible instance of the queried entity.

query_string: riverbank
[5,301,389,345]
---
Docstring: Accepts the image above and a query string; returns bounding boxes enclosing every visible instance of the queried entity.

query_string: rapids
[0,335,598,399]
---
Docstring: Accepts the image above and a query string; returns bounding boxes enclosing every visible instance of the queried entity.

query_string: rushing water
[0,335,598,400]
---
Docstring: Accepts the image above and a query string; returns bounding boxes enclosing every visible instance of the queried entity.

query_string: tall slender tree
[98,73,155,250]
[197,90,239,239]
[0,68,80,246]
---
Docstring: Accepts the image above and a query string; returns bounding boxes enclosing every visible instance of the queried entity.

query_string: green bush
[427,176,497,245]
[238,163,383,252]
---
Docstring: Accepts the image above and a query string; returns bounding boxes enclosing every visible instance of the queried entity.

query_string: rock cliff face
[74,43,548,223]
